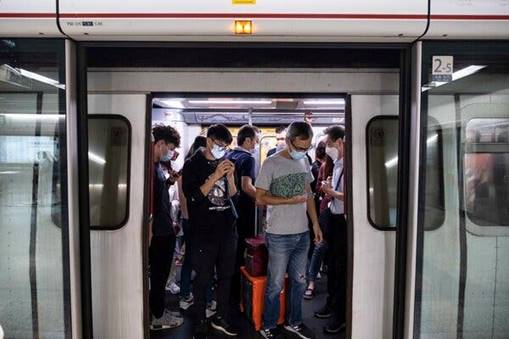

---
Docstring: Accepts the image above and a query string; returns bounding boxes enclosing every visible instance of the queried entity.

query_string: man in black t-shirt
[150,124,183,330]
[226,124,259,307]
[182,124,239,338]
[267,125,287,157]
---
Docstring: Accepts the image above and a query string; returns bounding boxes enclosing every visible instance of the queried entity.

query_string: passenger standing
[226,125,260,307]
[149,125,184,330]
[256,121,323,339]
[266,125,287,158]
[314,125,347,334]
[182,124,239,338]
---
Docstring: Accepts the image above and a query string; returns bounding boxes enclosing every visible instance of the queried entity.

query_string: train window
[366,116,398,229]
[464,118,509,226]
[422,118,445,230]
[88,115,131,229]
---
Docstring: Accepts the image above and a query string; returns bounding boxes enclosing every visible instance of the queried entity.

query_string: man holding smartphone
[182,124,239,338]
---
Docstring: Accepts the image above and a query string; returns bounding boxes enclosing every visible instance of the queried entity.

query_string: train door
[349,94,399,338]
[87,94,148,338]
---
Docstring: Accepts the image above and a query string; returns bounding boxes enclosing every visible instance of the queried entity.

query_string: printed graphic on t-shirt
[207,177,229,208]
[269,172,307,198]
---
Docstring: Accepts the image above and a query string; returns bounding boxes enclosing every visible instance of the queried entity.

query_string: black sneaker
[324,317,345,335]
[210,316,238,336]
[193,320,209,339]
[283,323,314,339]
[259,327,285,339]
[314,304,333,319]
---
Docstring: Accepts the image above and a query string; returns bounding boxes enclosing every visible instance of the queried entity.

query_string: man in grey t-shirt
[255,121,323,339]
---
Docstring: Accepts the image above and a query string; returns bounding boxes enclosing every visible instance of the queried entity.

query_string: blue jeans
[263,231,310,329]
[306,241,327,282]
[179,219,213,302]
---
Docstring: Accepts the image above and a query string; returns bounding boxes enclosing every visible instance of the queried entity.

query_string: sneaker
[314,304,333,319]
[206,300,217,319]
[150,309,184,330]
[166,281,181,295]
[210,316,239,336]
[283,323,314,339]
[193,320,209,339]
[324,318,345,335]
[179,294,194,310]
[259,327,285,339]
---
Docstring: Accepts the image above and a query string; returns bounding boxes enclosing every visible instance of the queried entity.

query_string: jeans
[179,218,213,302]
[263,231,310,329]
[306,241,327,282]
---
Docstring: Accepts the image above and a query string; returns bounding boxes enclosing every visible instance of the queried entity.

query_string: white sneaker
[150,310,184,330]
[166,281,181,295]
[179,294,194,310]
[206,300,217,318]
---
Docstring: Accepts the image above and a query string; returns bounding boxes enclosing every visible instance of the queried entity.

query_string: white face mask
[325,146,339,161]
[211,143,226,159]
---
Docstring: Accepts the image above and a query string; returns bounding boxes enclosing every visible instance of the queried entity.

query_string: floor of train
[151,276,344,339]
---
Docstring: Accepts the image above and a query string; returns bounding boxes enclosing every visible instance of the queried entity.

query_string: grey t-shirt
[255,153,313,235]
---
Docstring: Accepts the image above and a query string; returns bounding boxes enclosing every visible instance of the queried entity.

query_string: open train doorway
[148,94,346,339]
[81,45,405,339]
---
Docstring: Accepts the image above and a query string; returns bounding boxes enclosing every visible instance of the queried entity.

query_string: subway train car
[0,0,508,338]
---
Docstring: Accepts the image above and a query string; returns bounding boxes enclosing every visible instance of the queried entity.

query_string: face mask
[290,149,306,161]
[211,144,226,159]
[160,149,174,162]
[325,146,339,161]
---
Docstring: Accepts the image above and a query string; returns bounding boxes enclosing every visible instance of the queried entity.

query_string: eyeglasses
[212,139,229,151]
[289,139,312,152]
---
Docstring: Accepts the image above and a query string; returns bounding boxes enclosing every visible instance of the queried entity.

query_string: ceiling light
[188,99,272,105]
[1,113,64,121]
[17,68,65,89]
[422,65,486,92]
[159,99,184,109]
[303,99,345,105]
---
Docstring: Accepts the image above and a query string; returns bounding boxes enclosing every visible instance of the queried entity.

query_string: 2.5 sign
[432,56,453,82]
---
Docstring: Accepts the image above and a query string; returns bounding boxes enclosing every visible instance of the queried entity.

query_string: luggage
[245,236,268,277]
[240,266,287,331]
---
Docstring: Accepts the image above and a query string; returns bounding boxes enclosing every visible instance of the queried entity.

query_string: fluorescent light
[159,99,184,109]
[0,171,19,175]
[17,68,65,90]
[385,156,398,169]
[303,99,345,105]
[188,99,272,105]
[88,152,106,165]
[427,134,438,145]
[1,113,64,121]
[422,65,486,92]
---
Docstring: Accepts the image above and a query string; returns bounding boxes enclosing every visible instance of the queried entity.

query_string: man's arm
[256,187,307,206]
[241,176,257,200]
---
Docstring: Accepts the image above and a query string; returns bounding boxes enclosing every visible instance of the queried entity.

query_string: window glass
[0,39,70,339]
[464,118,509,226]
[88,116,130,229]
[366,116,398,228]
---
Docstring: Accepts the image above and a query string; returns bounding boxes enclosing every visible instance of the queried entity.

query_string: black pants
[323,212,347,323]
[149,235,176,318]
[192,227,238,322]
[231,205,255,305]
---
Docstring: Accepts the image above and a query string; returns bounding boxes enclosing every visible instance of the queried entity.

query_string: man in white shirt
[313,125,347,335]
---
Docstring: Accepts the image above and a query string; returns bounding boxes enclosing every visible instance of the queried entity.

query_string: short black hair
[324,125,345,142]
[275,125,286,134]
[207,124,233,144]
[152,124,181,148]
[237,124,258,146]
[287,121,313,141]
[185,135,207,159]
[315,141,326,160]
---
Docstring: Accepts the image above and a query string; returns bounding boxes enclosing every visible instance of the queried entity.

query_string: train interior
[149,95,345,339]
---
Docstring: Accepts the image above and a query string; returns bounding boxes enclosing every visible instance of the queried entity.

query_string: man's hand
[313,223,324,244]
[290,194,308,204]
[213,160,234,181]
